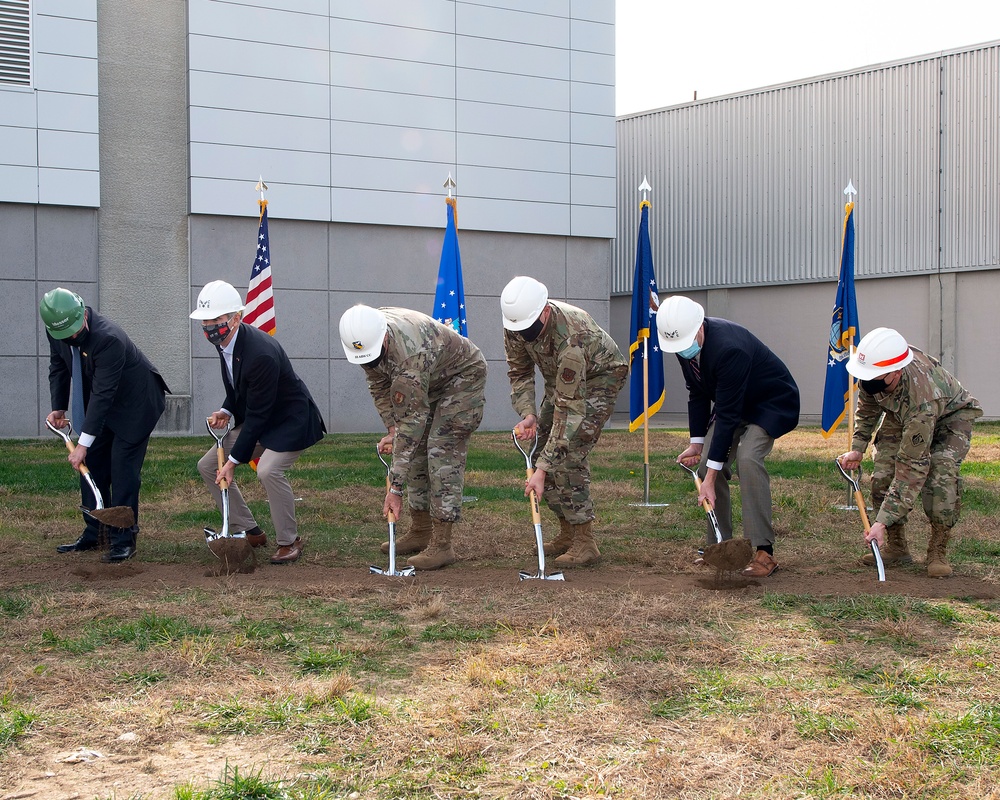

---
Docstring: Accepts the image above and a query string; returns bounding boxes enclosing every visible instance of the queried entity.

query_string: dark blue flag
[433,198,467,336]
[822,201,859,437]
[629,201,665,431]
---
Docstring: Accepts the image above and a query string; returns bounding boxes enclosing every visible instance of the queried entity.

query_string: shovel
[512,430,564,582]
[835,458,886,582]
[370,445,415,577]
[204,419,253,571]
[678,461,753,572]
[45,418,135,529]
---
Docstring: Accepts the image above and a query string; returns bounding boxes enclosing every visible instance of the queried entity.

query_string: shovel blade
[519,570,566,581]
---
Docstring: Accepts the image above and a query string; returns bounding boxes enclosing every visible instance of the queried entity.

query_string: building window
[0,0,30,86]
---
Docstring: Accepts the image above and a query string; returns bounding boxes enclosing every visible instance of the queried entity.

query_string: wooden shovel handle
[384,473,396,525]
[525,467,542,525]
[855,490,872,531]
[215,440,229,491]
[61,435,94,478]
[691,470,715,514]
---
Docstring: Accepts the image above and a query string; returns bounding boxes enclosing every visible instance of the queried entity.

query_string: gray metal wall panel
[940,47,1000,272]
[188,1,615,236]
[0,1,98,208]
[614,43,999,294]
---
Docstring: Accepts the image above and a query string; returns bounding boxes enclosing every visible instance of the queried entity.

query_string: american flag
[244,200,275,335]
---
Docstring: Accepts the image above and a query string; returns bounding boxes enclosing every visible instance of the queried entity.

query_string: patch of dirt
[6,551,996,601]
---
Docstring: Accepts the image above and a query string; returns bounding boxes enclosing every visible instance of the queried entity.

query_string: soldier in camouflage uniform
[839,327,982,577]
[339,305,487,570]
[500,276,628,567]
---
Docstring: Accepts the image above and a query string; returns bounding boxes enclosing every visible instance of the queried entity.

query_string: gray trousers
[197,425,304,546]
[697,421,776,548]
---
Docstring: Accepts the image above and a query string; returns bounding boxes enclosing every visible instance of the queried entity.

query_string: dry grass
[2,425,1000,798]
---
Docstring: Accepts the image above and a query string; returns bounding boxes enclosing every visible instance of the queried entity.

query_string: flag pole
[629,176,668,507]
[642,335,650,503]
[844,180,858,510]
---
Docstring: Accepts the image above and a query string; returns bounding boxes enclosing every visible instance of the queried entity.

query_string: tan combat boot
[863,523,913,566]
[926,524,953,577]
[382,507,432,555]
[406,520,457,570]
[554,521,601,567]
[543,517,574,557]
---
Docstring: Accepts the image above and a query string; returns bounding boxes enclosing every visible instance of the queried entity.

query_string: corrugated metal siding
[614,42,1000,294]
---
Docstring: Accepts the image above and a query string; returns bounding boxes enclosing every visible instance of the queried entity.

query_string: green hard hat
[40,287,86,339]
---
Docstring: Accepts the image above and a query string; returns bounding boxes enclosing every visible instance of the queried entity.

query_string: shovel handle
[215,443,229,491]
[854,490,872,532]
[690,471,715,515]
[525,467,543,525]
[377,444,397,524]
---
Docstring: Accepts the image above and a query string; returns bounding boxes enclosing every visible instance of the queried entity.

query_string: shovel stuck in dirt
[204,419,255,574]
[46,418,136,529]
[678,462,753,572]
[370,445,415,578]
[835,458,886,582]
[512,430,564,582]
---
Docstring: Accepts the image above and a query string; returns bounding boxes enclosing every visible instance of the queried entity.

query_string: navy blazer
[48,308,169,443]
[678,317,800,464]
[219,323,326,464]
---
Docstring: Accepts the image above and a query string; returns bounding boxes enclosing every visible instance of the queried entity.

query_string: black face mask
[517,317,545,342]
[68,326,90,348]
[203,319,233,346]
[861,377,890,395]
[361,348,385,370]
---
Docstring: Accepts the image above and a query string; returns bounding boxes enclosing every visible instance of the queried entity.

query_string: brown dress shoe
[244,526,267,548]
[741,550,778,577]
[271,537,303,564]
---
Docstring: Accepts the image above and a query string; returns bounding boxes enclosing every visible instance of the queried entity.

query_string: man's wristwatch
[388,486,404,497]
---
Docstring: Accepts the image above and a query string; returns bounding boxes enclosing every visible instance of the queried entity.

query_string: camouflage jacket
[365,308,487,489]
[504,300,627,472]
[852,347,983,526]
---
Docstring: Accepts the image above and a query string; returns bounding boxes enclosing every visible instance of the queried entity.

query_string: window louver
[0,0,30,86]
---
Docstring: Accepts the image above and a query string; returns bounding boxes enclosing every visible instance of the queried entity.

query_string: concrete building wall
[1,1,617,438]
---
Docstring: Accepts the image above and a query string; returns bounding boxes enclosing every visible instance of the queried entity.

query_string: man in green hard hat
[40,287,170,562]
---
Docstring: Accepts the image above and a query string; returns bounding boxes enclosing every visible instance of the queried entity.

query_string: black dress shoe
[102,545,136,563]
[56,535,100,554]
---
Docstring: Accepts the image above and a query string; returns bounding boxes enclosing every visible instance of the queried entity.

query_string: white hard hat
[190,280,245,320]
[339,304,388,364]
[847,327,913,379]
[656,296,705,352]
[500,276,548,331]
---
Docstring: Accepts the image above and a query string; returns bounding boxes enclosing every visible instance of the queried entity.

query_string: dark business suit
[678,317,799,547]
[47,308,169,544]
[197,323,325,545]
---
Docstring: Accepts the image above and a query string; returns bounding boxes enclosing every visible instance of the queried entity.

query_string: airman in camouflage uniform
[840,328,982,577]
[341,306,487,570]
[501,277,628,567]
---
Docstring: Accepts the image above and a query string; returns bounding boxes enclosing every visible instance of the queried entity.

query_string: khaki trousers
[197,425,304,546]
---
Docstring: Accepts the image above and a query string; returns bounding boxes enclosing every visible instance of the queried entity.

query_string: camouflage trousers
[871,412,974,529]
[535,372,626,525]
[406,369,486,523]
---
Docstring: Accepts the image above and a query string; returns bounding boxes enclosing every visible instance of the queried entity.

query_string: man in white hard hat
[837,327,982,577]
[500,276,628,567]
[656,296,800,578]
[190,280,326,565]
[41,287,170,562]
[339,305,487,570]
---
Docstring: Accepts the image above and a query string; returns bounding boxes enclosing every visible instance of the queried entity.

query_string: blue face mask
[678,341,701,360]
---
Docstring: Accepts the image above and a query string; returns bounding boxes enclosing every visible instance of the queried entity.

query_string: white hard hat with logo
[847,327,913,379]
[189,280,245,320]
[339,304,388,364]
[500,276,549,331]
[656,296,705,353]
